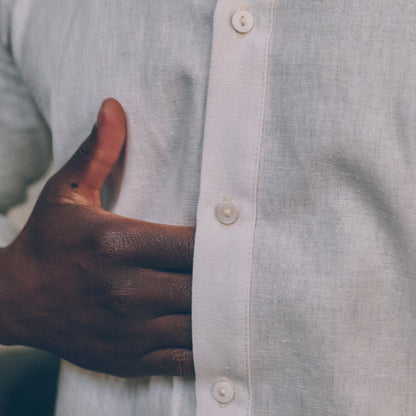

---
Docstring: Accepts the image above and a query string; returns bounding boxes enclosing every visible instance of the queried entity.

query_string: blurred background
[1,172,59,416]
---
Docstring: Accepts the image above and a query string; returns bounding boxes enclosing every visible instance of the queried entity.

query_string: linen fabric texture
[1,0,416,415]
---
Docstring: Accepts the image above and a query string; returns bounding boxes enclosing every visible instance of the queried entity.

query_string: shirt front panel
[252,1,416,414]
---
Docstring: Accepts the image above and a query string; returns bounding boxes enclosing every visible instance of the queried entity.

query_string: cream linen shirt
[1,1,416,415]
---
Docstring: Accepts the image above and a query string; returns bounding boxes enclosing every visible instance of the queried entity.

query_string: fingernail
[96,101,107,128]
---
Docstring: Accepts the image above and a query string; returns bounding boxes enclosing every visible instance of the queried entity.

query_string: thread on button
[212,379,235,405]
[215,202,239,225]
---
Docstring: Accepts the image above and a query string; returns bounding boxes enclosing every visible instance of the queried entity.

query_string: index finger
[97,214,195,272]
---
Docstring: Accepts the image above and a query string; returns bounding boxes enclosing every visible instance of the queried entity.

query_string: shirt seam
[245,1,276,415]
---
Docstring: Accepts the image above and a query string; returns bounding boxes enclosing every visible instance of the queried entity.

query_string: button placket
[192,0,275,414]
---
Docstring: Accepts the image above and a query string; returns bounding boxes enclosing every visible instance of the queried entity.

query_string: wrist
[0,244,27,345]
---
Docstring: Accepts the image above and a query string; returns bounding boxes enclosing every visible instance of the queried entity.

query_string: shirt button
[231,9,254,34]
[212,379,235,405]
[215,202,239,225]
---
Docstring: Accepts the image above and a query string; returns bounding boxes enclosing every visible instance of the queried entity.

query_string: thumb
[54,98,126,206]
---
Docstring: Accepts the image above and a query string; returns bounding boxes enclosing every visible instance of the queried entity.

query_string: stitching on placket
[245,0,276,415]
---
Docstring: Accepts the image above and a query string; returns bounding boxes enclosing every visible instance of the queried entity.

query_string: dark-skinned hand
[0,99,194,378]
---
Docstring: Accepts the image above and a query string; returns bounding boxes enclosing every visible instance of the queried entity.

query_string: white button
[231,10,254,34]
[215,202,239,225]
[212,379,235,404]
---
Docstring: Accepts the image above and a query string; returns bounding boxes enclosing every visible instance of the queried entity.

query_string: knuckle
[180,279,192,300]
[167,349,191,375]
[167,279,191,303]
[186,235,195,266]
[94,227,127,261]
[182,317,192,339]
[105,278,147,315]
[106,285,131,314]
[173,317,192,343]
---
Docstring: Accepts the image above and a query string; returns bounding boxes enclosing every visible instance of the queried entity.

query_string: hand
[0,99,194,377]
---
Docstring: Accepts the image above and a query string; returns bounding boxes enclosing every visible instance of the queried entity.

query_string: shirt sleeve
[0,6,52,246]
